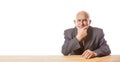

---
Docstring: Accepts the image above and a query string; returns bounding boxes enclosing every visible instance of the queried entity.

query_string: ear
[87,20,91,26]
[74,20,76,24]
[88,20,91,25]
[89,20,91,24]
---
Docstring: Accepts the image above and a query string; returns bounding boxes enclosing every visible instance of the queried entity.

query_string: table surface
[0,55,120,62]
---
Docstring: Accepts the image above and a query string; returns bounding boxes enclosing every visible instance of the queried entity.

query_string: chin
[77,26,86,28]
[77,26,83,28]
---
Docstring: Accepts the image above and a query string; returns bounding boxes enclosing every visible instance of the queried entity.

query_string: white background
[0,0,120,55]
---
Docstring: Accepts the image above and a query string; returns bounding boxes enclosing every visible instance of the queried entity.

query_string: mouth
[77,26,84,28]
[77,25,88,29]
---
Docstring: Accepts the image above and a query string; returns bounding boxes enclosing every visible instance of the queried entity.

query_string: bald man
[61,11,111,59]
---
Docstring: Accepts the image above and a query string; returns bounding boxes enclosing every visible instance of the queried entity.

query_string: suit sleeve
[61,30,80,55]
[93,29,111,57]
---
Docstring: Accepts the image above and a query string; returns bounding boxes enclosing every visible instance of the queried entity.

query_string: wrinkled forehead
[76,11,89,19]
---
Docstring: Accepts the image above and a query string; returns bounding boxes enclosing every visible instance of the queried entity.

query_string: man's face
[74,14,91,29]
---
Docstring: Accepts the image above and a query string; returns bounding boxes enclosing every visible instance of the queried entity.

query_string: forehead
[76,14,87,19]
[76,11,89,19]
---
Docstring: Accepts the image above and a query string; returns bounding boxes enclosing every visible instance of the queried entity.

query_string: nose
[80,20,84,26]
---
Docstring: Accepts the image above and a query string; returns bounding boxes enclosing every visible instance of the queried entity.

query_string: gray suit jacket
[62,26,111,57]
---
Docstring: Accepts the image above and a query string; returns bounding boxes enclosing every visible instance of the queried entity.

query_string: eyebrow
[77,19,88,21]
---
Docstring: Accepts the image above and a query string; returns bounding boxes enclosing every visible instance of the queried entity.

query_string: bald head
[76,11,89,19]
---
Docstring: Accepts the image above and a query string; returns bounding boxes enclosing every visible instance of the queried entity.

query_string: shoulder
[64,28,74,33]
[64,27,76,36]
[64,27,76,33]
[90,26,103,33]
[90,26,104,36]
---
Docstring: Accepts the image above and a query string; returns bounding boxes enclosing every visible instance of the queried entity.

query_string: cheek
[75,22,80,25]
[83,22,88,25]
[74,22,78,26]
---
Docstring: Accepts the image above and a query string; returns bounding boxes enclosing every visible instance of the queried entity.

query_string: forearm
[93,29,111,57]
[93,44,111,57]
[62,37,80,55]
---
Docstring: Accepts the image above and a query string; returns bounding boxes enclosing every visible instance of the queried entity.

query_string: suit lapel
[72,27,77,39]
[84,26,93,50]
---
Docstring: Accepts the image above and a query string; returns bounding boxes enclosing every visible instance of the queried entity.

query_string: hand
[76,26,89,41]
[81,49,96,59]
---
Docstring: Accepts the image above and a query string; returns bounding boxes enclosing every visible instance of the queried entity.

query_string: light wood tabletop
[0,55,120,62]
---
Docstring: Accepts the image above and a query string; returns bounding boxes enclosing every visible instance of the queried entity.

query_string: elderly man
[62,11,111,59]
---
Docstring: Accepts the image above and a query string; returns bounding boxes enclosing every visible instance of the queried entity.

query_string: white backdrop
[0,0,120,55]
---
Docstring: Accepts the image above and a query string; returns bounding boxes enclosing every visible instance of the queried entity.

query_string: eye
[77,19,81,22]
[83,19,87,21]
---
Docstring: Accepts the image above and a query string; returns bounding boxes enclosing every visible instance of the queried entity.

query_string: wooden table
[0,55,120,62]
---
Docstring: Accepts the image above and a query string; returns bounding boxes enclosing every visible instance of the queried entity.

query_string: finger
[87,53,92,59]
[86,50,94,59]
[82,49,89,57]
[83,26,89,30]
[84,51,90,59]
[82,49,90,58]
[81,50,87,57]
[82,51,89,59]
